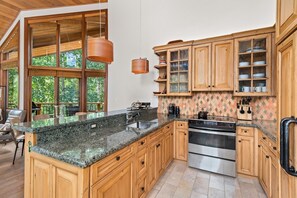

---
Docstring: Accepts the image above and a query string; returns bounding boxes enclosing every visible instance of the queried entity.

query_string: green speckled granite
[236,120,277,142]
[31,114,189,168]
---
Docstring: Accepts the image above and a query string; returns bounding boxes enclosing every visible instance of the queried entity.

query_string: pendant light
[87,1,113,64]
[131,0,149,74]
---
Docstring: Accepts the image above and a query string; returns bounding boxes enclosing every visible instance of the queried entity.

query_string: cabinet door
[155,139,163,177]
[270,155,279,198]
[276,0,297,42]
[175,129,188,161]
[192,44,211,91]
[212,40,234,91]
[259,146,270,196]
[32,159,51,198]
[136,148,147,178]
[147,143,156,190]
[54,167,78,198]
[280,168,295,198]
[163,132,171,169]
[237,136,254,175]
[91,158,134,198]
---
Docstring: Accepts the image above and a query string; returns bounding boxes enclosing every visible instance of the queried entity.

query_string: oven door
[188,128,236,160]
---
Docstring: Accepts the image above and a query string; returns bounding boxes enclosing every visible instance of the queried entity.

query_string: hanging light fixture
[87,1,113,64]
[131,0,149,74]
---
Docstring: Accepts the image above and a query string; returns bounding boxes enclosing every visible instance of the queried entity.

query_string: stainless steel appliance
[188,116,236,177]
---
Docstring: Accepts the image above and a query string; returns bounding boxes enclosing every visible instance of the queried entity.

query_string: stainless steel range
[188,116,236,177]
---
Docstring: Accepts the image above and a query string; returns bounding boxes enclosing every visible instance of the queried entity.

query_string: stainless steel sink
[126,121,157,132]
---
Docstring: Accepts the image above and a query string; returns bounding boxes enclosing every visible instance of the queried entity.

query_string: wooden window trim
[25,10,109,121]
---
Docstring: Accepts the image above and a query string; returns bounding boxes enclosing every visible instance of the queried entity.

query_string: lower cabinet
[270,153,279,198]
[175,121,188,161]
[29,152,89,198]
[26,121,184,198]
[259,142,270,195]
[91,157,134,198]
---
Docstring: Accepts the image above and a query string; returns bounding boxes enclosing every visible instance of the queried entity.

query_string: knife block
[237,105,252,121]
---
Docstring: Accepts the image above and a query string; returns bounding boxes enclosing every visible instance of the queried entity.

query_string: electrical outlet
[91,124,97,129]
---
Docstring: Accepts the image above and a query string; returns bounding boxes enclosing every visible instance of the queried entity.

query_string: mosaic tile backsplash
[158,92,277,121]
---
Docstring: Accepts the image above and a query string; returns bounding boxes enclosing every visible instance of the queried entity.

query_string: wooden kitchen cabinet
[163,123,174,169]
[259,142,270,196]
[270,153,279,198]
[91,157,134,198]
[237,136,254,176]
[192,40,233,91]
[29,151,89,198]
[174,121,188,161]
[276,0,297,43]
[234,33,274,96]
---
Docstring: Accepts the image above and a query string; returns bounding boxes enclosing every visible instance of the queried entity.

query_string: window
[87,77,105,111]
[7,69,18,109]
[27,10,108,119]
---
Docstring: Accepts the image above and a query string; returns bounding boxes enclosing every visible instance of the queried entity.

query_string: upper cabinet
[192,40,233,91]
[153,42,192,96]
[276,0,297,43]
[167,47,191,96]
[234,33,275,96]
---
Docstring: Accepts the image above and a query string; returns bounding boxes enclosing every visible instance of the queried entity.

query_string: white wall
[108,0,276,111]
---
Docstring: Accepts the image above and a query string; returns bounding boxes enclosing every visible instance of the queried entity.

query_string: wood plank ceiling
[0,0,107,41]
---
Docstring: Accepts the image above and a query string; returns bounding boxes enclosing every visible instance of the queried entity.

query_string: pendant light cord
[139,0,142,58]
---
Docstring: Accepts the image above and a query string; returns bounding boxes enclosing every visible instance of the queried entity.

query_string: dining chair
[0,109,26,135]
[33,114,50,121]
[10,118,25,165]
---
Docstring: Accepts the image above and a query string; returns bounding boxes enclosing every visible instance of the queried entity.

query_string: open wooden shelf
[154,79,167,83]
[154,64,167,69]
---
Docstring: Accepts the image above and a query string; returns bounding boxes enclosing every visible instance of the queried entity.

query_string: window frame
[24,10,108,120]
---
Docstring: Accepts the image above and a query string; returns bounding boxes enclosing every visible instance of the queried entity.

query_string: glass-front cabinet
[234,34,274,96]
[167,47,191,96]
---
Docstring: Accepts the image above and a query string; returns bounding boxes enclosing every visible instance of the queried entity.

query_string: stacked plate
[253,73,265,78]
[239,74,249,79]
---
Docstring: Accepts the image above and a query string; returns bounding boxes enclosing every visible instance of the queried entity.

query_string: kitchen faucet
[126,112,140,124]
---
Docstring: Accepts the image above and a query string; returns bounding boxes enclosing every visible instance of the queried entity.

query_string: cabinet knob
[263,137,266,140]
[184,133,187,135]
[140,141,145,145]
[156,144,161,148]
[235,90,238,92]
[116,156,121,161]
[273,147,277,150]
[167,126,170,129]
[238,140,241,143]
[208,85,211,87]
[244,130,247,133]
[266,155,269,159]
[141,160,145,165]
[141,187,145,192]
[258,145,261,148]
[212,85,215,87]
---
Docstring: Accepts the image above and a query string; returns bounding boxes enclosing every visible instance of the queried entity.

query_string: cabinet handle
[141,187,145,192]
[208,85,211,87]
[141,160,145,165]
[266,155,269,159]
[167,126,170,129]
[140,141,145,145]
[258,145,261,148]
[238,140,241,143]
[235,90,238,92]
[212,85,215,87]
[116,156,121,161]
[263,137,266,140]
[244,130,247,133]
[273,147,277,150]
[156,144,161,148]
[184,133,187,135]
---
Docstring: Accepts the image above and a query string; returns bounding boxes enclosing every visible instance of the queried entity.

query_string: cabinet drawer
[148,128,163,143]
[175,121,188,129]
[268,140,278,156]
[259,132,269,146]
[136,174,147,198]
[90,144,135,186]
[137,137,147,151]
[137,148,147,178]
[163,122,173,133]
[237,127,254,137]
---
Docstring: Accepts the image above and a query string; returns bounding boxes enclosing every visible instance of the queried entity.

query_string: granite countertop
[30,114,189,168]
[15,110,277,168]
[236,120,277,142]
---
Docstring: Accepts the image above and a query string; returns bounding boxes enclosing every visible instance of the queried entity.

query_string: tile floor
[147,160,267,198]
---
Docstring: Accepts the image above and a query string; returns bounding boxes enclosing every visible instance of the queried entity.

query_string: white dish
[241,86,251,92]
[239,62,249,66]
[239,74,249,79]
[253,73,265,78]
[253,61,266,65]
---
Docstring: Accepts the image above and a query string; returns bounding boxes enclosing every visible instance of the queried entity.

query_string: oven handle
[189,128,236,137]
